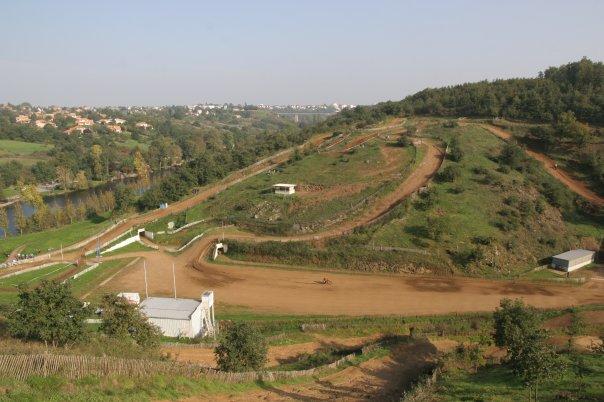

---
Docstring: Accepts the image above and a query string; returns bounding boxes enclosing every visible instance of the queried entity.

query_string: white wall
[149,317,192,338]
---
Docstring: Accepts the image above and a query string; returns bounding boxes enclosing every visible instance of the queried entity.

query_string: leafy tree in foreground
[215,322,267,371]
[8,280,88,347]
[493,298,564,401]
[99,294,161,349]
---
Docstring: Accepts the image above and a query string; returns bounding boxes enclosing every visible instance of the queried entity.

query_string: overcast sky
[1,0,603,106]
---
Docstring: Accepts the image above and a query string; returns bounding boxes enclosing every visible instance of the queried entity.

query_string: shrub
[437,165,462,182]
[215,322,267,372]
[100,294,162,349]
[448,137,464,162]
[396,136,412,147]
[415,188,438,210]
[442,120,459,128]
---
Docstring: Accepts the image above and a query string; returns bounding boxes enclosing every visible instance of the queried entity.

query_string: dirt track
[482,124,604,206]
[92,135,604,317]
[102,249,604,316]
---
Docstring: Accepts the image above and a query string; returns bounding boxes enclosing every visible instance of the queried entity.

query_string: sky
[1,0,603,106]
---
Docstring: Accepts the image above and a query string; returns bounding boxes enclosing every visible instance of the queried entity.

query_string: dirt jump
[194,339,438,402]
[482,124,604,206]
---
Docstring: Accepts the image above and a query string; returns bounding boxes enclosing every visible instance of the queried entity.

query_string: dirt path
[163,335,377,368]
[482,124,604,206]
[100,244,604,316]
[187,339,438,401]
[6,244,26,262]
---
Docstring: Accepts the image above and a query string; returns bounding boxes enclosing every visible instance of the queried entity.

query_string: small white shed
[273,183,296,195]
[551,249,595,272]
[140,292,215,338]
[117,292,141,305]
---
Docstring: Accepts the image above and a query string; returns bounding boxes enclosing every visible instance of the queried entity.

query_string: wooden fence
[0,341,381,382]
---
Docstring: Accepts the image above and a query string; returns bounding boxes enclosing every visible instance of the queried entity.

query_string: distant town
[1,102,356,135]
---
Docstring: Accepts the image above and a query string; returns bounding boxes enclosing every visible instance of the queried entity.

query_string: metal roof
[552,249,595,261]
[140,297,201,320]
[273,183,296,187]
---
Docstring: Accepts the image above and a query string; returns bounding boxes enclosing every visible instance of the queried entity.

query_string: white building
[117,292,141,305]
[139,291,215,338]
[273,183,296,195]
[551,249,596,272]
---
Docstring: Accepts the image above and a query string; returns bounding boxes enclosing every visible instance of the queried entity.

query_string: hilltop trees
[8,281,89,347]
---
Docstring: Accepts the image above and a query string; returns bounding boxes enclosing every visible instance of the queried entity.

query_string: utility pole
[144,260,149,299]
[60,244,64,262]
[172,263,177,298]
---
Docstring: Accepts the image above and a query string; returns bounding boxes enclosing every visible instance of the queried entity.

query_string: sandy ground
[482,124,604,206]
[162,335,377,368]
[184,339,438,402]
[104,250,604,316]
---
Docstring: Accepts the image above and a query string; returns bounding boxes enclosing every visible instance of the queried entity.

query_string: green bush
[215,322,268,372]
[437,165,462,182]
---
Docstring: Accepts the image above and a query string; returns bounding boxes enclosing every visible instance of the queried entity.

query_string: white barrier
[68,263,100,281]
[100,235,140,255]
[0,262,63,279]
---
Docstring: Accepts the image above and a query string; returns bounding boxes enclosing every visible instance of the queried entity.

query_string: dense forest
[326,58,603,125]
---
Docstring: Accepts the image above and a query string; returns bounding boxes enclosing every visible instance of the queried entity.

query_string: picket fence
[0,344,375,382]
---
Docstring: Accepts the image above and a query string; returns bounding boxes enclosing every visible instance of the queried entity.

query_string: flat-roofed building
[273,183,296,195]
[551,249,596,272]
[139,292,215,338]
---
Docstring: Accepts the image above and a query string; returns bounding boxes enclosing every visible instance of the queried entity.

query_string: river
[0,173,163,236]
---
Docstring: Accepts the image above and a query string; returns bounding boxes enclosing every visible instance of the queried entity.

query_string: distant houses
[135,122,152,130]
[15,114,30,124]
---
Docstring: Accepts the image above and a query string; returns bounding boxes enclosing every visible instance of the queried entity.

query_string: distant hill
[331,58,603,126]
[318,58,604,193]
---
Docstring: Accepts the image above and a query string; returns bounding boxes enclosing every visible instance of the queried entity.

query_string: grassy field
[71,258,136,299]
[433,354,604,401]
[0,139,53,156]
[162,138,414,235]
[0,216,113,262]
[223,120,603,277]
[0,263,74,305]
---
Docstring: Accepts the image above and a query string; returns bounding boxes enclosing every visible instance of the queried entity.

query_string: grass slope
[0,216,113,262]
[220,119,603,277]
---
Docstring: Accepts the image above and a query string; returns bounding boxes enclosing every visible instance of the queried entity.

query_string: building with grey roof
[551,249,596,272]
[139,291,215,338]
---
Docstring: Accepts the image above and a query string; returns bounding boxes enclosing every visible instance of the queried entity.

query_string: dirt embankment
[184,338,438,402]
[482,124,604,206]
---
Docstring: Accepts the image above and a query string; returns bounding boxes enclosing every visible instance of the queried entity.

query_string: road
[482,124,604,206]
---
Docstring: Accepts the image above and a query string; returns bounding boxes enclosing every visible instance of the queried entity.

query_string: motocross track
[482,124,604,206]
[91,135,604,316]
